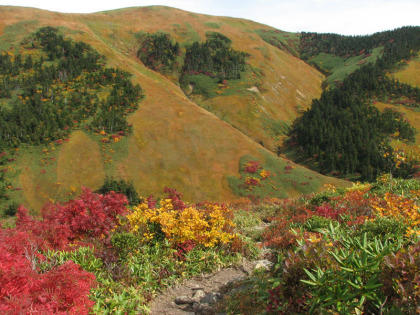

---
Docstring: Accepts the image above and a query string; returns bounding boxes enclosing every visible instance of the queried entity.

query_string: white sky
[1,0,419,35]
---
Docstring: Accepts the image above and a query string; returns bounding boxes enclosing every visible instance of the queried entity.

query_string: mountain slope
[0,6,348,210]
[285,27,420,181]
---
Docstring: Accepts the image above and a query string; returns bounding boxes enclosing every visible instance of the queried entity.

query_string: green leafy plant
[301,224,403,314]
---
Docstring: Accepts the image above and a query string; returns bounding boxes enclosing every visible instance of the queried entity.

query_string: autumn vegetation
[286,26,420,181]
[220,176,420,314]
[0,8,419,314]
[1,175,419,313]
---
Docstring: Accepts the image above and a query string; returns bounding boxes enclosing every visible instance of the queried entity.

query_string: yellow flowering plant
[126,197,237,247]
[372,192,420,238]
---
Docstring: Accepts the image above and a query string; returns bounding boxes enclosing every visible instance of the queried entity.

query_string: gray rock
[192,302,201,311]
[194,302,211,313]
[191,284,204,291]
[201,292,222,305]
[226,276,246,286]
[254,259,274,270]
[192,289,206,302]
[174,295,193,305]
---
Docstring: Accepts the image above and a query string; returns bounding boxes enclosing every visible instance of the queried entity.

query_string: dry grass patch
[393,55,420,88]
[57,131,105,196]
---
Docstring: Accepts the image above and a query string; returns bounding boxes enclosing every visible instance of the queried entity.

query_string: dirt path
[149,267,247,315]
[148,257,267,315]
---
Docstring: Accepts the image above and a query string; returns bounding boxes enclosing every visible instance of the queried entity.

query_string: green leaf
[330,250,344,266]
[301,279,318,286]
[358,295,366,307]
[342,293,358,301]
[364,293,375,301]
[303,268,318,282]
[346,280,361,290]
[320,299,336,308]
[365,283,382,290]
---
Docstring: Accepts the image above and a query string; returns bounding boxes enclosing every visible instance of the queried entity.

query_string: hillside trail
[149,264,249,315]
[149,257,271,315]
[149,226,273,315]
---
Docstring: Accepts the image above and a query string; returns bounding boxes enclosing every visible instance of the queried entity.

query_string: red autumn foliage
[163,187,186,210]
[174,240,196,260]
[263,190,376,251]
[0,229,96,314]
[0,189,130,313]
[244,160,261,173]
[16,188,128,250]
[315,203,341,220]
[146,195,157,208]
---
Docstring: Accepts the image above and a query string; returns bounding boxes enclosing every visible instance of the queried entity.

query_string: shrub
[304,215,332,231]
[244,160,261,173]
[127,189,237,247]
[356,216,407,239]
[4,201,19,216]
[381,240,420,313]
[111,232,141,260]
[16,188,128,249]
[0,229,96,314]
[97,177,142,206]
[372,192,420,237]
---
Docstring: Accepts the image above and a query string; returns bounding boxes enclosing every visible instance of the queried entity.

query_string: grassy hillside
[374,101,420,163]
[307,47,382,87]
[393,53,420,88]
[0,6,347,211]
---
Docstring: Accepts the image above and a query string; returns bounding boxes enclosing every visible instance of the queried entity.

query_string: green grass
[181,64,262,100]
[255,29,300,57]
[308,47,383,87]
[228,151,323,200]
[5,143,61,212]
[261,116,290,139]
[183,23,201,42]
[0,20,39,50]
[204,22,221,29]
[86,130,131,176]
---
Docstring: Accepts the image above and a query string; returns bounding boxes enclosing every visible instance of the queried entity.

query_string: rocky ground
[149,258,273,314]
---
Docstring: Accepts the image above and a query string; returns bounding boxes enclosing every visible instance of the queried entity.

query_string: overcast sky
[1,0,419,35]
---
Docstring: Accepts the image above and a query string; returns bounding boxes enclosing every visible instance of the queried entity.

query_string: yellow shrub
[372,193,420,237]
[126,199,237,247]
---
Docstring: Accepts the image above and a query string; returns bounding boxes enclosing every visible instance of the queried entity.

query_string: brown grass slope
[0,6,347,208]
[392,54,420,88]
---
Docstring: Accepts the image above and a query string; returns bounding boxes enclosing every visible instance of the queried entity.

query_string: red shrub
[244,160,261,173]
[0,229,96,314]
[381,240,420,312]
[16,188,128,249]
[174,240,196,260]
[315,203,341,220]
[163,187,185,210]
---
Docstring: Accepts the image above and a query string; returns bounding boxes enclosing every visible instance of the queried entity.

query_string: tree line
[137,31,247,81]
[0,27,144,150]
[288,26,420,180]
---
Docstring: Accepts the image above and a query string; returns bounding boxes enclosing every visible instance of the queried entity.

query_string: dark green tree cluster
[0,152,11,207]
[136,32,179,74]
[183,32,246,80]
[379,108,415,141]
[0,27,143,150]
[300,26,420,60]
[289,27,420,181]
[290,87,416,180]
[96,177,142,206]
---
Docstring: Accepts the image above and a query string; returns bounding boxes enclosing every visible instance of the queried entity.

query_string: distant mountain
[1,5,417,211]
